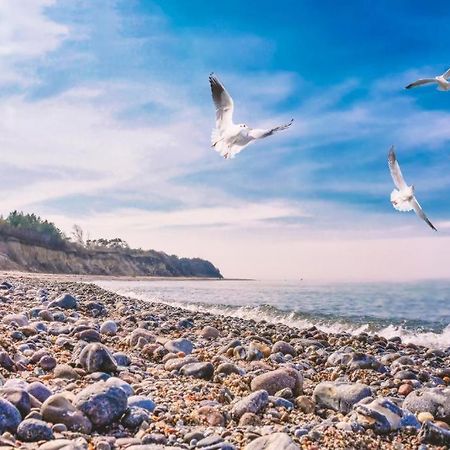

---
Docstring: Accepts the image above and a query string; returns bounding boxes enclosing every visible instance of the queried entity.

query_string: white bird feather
[209,73,293,159]
[388,146,437,231]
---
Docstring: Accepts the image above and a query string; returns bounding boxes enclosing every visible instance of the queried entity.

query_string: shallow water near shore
[95,278,450,348]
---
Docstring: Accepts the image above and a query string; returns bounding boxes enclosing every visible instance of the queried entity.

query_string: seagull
[405,68,450,91]
[388,146,437,231]
[209,73,293,159]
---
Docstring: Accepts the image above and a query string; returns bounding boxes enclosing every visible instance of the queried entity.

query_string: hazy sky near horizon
[1,0,450,280]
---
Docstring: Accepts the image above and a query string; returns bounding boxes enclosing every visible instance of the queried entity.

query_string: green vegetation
[0,211,66,249]
[0,211,222,277]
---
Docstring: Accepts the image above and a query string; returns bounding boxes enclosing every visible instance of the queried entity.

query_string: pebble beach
[0,274,450,449]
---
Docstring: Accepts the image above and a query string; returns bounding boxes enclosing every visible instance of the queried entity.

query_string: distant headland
[0,211,222,278]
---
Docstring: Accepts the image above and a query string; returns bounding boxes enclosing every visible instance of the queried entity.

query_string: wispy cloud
[0,0,449,279]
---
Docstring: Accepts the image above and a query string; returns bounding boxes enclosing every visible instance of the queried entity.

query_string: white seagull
[209,73,293,159]
[388,146,437,231]
[405,68,450,91]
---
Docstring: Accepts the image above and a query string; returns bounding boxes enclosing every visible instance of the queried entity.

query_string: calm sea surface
[94,279,450,348]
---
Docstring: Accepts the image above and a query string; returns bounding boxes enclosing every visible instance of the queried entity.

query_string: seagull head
[238,123,248,129]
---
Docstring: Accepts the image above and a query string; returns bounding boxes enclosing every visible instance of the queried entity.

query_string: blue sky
[1,0,450,280]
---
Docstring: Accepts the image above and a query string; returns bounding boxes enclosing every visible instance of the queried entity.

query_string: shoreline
[0,273,448,449]
[0,270,254,283]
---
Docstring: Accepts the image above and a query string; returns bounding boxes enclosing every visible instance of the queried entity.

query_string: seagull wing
[443,68,450,79]
[388,146,408,190]
[411,197,437,231]
[209,74,234,130]
[248,119,294,140]
[405,78,437,89]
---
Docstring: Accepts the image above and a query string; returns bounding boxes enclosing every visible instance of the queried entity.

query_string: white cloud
[0,0,68,87]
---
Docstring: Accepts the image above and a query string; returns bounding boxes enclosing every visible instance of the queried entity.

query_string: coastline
[0,273,448,449]
[0,270,253,283]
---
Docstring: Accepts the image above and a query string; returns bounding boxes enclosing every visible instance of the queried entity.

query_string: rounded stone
[232,390,269,419]
[78,343,117,373]
[27,382,52,403]
[418,411,434,423]
[39,355,57,371]
[201,326,220,339]
[244,432,299,450]
[49,294,78,310]
[403,387,450,422]
[1,388,31,417]
[272,341,296,356]
[113,352,131,366]
[41,394,92,433]
[250,367,303,396]
[180,362,214,380]
[121,407,151,429]
[127,395,156,412]
[100,320,118,336]
[0,398,21,433]
[164,356,198,372]
[16,419,54,442]
[53,364,80,380]
[105,377,134,397]
[73,382,128,429]
[313,381,372,414]
[164,338,194,355]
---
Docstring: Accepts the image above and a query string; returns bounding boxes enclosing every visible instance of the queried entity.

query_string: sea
[94,279,450,349]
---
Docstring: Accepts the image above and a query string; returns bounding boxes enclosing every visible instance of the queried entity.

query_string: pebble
[41,393,92,433]
[49,294,78,309]
[271,341,296,356]
[127,395,156,412]
[244,432,299,450]
[313,381,372,413]
[354,397,420,433]
[78,343,117,373]
[164,338,194,355]
[16,418,54,442]
[232,390,269,418]
[74,381,128,429]
[0,398,22,433]
[250,367,303,396]
[121,406,151,428]
[180,362,214,380]
[403,387,450,422]
[100,320,118,335]
[201,325,220,339]
[53,364,80,380]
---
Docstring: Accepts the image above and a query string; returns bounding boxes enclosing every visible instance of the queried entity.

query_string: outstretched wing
[411,197,437,231]
[248,119,294,140]
[443,68,450,79]
[209,73,234,130]
[405,78,437,89]
[388,147,408,190]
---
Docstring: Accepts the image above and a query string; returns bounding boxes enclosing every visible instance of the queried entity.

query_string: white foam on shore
[113,288,450,349]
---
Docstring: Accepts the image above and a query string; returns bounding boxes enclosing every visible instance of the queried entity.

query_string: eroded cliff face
[0,238,222,278]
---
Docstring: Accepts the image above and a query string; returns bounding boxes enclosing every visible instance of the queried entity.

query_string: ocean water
[94,279,450,348]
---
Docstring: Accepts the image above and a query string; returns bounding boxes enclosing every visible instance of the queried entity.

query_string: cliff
[0,236,222,278]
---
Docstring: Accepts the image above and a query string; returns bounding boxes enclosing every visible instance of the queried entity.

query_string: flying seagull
[405,68,450,91]
[388,146,437,231]
[209,73,293,159]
